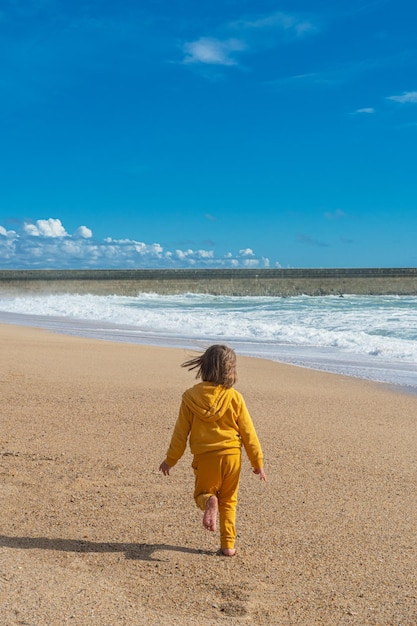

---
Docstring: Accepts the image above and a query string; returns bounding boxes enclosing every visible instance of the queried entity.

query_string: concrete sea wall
[0,268,417,296]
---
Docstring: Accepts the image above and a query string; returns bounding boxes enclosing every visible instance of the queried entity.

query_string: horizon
[1,267,417,273]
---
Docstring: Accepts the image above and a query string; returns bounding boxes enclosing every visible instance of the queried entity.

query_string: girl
[159,344,266,556]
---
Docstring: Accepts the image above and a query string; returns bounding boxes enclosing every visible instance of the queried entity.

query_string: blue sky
[0,0,416,269]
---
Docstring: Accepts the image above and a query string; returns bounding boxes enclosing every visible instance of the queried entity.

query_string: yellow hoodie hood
[182,382,232,423]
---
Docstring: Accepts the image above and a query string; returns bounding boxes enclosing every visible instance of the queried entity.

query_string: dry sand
[1,323,416,625]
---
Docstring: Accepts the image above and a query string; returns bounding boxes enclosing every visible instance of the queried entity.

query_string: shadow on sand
[0,535,215,561]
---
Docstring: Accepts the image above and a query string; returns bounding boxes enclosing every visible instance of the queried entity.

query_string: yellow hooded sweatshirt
[164,382,263,469]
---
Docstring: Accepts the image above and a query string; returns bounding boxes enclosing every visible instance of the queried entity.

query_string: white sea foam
[1,292,416,390]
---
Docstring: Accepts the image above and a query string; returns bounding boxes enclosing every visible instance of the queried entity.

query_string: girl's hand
[253,467,267,481]
[159,461,172,476]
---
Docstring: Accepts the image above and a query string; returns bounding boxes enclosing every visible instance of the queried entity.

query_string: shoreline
[1,323,417,624]
[1,311,417,396]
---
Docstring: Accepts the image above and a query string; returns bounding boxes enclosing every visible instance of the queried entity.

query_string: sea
[0,291,416,393]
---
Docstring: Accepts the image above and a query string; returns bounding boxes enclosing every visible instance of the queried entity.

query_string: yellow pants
[192,451,241,550]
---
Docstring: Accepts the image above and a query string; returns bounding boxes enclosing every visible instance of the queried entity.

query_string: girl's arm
[161,400,192,469]
[236,394,264,471]
[253,467,267,481]
[159,460,172,475]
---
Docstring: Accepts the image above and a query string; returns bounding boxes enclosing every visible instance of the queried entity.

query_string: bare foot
[202,495,218,532]
[222,548,237,557]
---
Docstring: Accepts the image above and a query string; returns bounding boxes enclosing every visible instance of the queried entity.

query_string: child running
[159,344,266,557]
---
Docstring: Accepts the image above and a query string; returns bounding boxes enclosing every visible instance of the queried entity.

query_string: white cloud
[23,223,42,237]
[183,37,246,66]
[355,107,375,114]
[74,225,93,239]
[182,10,318,68]
[175,249,191,260]
[23,218,68,238]
[387,91,417,104]
[0,226,15,237]
[196,250,214,259]
[238,248,255,257]
[0,217,272,270]
[174,248,214,261]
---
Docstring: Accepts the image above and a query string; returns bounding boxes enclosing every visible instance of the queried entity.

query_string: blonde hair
[182,344,237,388]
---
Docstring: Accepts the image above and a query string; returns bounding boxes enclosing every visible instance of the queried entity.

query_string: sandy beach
[1,323,416,625]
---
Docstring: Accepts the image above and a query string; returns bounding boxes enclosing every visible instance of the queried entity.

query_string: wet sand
[1,323,416,625]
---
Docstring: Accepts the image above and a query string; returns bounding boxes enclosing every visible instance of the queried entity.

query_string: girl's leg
[202,495,218,532]
[217,454,241,551]
[192,455,222,532]
[192,452,241,549]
